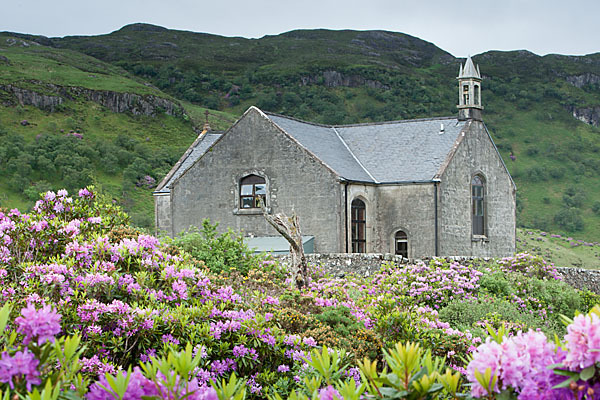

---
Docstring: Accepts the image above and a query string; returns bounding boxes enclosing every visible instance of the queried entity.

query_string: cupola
[457,56,483,121]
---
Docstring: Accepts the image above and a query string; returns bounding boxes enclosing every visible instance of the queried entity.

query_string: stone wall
[556,267,600,293]
[275,253,600,294]
[275,253,408,278]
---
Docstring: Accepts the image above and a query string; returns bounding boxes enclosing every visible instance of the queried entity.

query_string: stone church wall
[439,120,516,257]
[154,193,173,236]
[344,183,436,258]
[170,108,345,253]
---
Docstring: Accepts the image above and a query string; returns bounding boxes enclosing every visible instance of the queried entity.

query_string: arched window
[472,175,485,236]
[474,84,480,105]
[394,231,408,258]
[351,199,366,253]
[240,174,266,209]
[463,84,469,105]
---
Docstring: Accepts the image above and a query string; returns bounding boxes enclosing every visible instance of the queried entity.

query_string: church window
[463,84,469,104]
[240,174,266,208]
[394,230,408,258]
[474,85,480,105]
[351,199,366,253]
[472,175,485,236]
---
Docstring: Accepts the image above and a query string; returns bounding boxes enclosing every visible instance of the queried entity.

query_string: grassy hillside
[3,25,600,241]
[517,228,600,269]
[0,34,236,227]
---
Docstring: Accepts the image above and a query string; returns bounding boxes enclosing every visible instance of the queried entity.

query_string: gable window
[472,175,485,236]
[394,231,408,258]
[351,199,366,253]
[240,174,266,209]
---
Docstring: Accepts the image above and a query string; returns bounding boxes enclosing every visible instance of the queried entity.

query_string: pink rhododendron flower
[564,312,600,370]
[0,350,41,390]
[319,385,341,400]
[15,303,61,345]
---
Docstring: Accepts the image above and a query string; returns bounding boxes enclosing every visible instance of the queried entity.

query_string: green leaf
[580,365,595,381]
[552,377,575,389]
[0,304,11,336]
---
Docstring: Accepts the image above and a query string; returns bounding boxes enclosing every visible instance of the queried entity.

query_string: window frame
[233,172,270,215]
[239,174,266,209]
[394,230,408,258]
[351,198,366,253]
[471,174,486,237]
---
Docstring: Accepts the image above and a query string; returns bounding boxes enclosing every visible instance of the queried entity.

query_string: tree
[260,201,308,289]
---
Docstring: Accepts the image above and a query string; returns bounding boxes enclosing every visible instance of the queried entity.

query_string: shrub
[172,219,264,275]
[554,207,584,231]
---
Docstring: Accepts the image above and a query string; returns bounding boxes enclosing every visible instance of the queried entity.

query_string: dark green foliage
[438,296,561,339]
[563,186,586,208]
[171,219,263,275]
[314,306,363,338]
[554,207,585,231]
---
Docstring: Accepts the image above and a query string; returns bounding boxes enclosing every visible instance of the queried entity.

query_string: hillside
[2,24,600,241]
[0,33,236,227]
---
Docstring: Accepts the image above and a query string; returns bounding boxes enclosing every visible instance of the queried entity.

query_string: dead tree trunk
[260,202,308,289]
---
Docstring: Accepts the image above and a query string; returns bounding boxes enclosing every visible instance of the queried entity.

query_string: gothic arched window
[240,174,266,209]
[472,175,485,236]
[351,199,366,253]
[394,231,408,258]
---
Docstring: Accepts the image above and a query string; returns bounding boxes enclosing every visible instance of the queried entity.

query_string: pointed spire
[458,56,481,79]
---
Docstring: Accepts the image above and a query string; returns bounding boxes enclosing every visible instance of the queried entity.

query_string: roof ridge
[265,111,457,128]
[333,116,458,128]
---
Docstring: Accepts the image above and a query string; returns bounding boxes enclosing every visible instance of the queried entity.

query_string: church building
[154,57,516,259]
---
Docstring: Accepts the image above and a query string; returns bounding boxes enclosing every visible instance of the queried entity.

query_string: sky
[3,0,599,58]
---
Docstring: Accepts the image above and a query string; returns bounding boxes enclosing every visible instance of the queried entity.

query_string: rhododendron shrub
[0,189,319,397]
[467,306,600,399]
[1,188,598,399]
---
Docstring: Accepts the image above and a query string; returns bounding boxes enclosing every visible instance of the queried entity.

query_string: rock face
[300,70,390,89]
[74,88,183,116]
[566,73,600,88]
[1,84,64,111]
[569,105,600,127]
[0,83,184,116]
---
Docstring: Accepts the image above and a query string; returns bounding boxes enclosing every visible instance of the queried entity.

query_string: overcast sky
[3,0,599,57]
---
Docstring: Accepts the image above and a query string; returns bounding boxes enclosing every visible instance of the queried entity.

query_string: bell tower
[457,56,483,121]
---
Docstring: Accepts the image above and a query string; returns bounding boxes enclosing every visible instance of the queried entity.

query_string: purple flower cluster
[0,350,41,390]
[87,367,218,400]
[15,304,61,345]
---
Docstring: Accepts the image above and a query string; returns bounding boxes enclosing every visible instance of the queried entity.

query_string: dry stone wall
[275,253,600,293]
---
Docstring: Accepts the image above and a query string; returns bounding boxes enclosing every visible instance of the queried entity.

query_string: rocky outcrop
[0,82,184,117]
[568,105,600,127]
[566,73,600,88]
[1,84,64,111]
[300,70,389,89]
[73,88,183,116]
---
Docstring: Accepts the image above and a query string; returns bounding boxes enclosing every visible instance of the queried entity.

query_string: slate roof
[269,113,467,183]
[154,108,468,193]
[154,132,222,193]
[459,55,481,79]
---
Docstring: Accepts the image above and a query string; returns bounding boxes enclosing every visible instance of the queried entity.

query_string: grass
[517,228,600,269]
